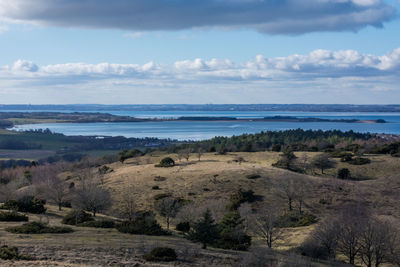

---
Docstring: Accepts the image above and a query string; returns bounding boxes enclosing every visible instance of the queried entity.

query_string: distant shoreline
[0,112,387,129]
[1,104,400,113]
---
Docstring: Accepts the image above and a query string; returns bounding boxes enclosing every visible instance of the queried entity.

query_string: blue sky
[0,0,400,104]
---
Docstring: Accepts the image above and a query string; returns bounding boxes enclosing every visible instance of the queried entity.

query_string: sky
[0,0,400,105]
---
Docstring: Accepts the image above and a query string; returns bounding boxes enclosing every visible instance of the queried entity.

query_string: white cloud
[1,48,399,104]
[0,0,395,35]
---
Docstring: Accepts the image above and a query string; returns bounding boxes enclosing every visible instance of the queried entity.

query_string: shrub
[228,189,260,211]
[156,157,175,168]
[152,185,160,190]
[1,196,46,214]
[143,247,177,262]
[348,157,371,165]
[6,222,73,234]
[176,221,190,233]
[154,176,167,182]
[0,211,29,222]
[78,220,115,228]
[153,193,172,201]
[0,246,33,261]
[337,168,351,180]
[341,154,353,162]
[276,213,317,228]
[62,209,94,225]
[299,242,331,260]
[330,151,352,158]
[246,174,261,180]
[271,144,281,152]
[116,211,169,236]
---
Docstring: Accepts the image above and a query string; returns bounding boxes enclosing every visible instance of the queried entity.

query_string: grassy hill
[1,151,399,266]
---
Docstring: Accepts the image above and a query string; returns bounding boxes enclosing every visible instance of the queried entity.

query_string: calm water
[8,110,400,140]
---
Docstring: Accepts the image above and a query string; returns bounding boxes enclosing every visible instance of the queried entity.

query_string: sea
[5,109,400,141]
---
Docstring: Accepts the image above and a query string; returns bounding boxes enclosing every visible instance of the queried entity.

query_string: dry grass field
[1,151,399,266]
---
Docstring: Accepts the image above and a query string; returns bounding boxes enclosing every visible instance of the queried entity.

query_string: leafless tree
[154,197,183,229]
[176,198,227,224]
[35,166,69,211]
[116,183,136,221]
[359,218,398,267]
[73,174,112,216]
[248,206,282,248]
[279,177,297,212]
[311,153,335,174]
[336,206,368,265]
[181,148,192,161]
[197,148,204,161]
[309,218,340,259]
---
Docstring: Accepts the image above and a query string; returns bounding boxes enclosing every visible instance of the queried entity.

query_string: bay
[8,110,400,140]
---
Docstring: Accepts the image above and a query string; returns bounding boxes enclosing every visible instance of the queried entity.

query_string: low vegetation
[6,222,74,234]
[0,211,29,222]
[143,247,177,262]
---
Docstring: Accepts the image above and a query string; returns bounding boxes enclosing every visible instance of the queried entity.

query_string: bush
[62,209,94,225]
[228,189,260,211]
[78,220,115,228]
[153,193,172,201]
[156,157,175,168]
[143,247,177,262]
[116,211,169,236]
[348,157,371,165]
[0,211,29,222]
[276,213,317,228]
[299,242,331,260]
[246,174,261,180]
[340,154,353,162]
[6,222,73,234]
[176,221,191,233]
[271,144,281,152]
[337,168,351,180]
[0,246,32,261]
[1,196,46,214]
[152,185,160,190]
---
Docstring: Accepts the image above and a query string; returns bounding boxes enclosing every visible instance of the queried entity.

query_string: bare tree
[197,148,204,161]
[116,183,136,221]
[279,177,297,211]
[181,148,191,161]
[336,207,367,265]
[34,166,69,211]
[154,197,183,229]
[73,174,112,216]
[249,206,282,248]
[309,218,340,259]
[311,154,335,174]
[359,218,398,267]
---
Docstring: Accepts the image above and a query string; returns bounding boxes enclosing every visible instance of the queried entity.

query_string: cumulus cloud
[0,0,395,34]
[2,48,400,82]
[1,49,400,104]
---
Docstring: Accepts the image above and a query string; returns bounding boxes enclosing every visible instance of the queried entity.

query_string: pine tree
[189,209,219,249]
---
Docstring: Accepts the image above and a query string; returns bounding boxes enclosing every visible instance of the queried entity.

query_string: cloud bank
[0,48,399,104]
[0,0,396,34]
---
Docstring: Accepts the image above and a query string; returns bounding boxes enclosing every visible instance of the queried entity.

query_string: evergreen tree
[189,209,219,249]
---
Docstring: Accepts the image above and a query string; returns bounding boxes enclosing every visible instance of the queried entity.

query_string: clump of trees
[1,196,46,214]
[301,206,400,266]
